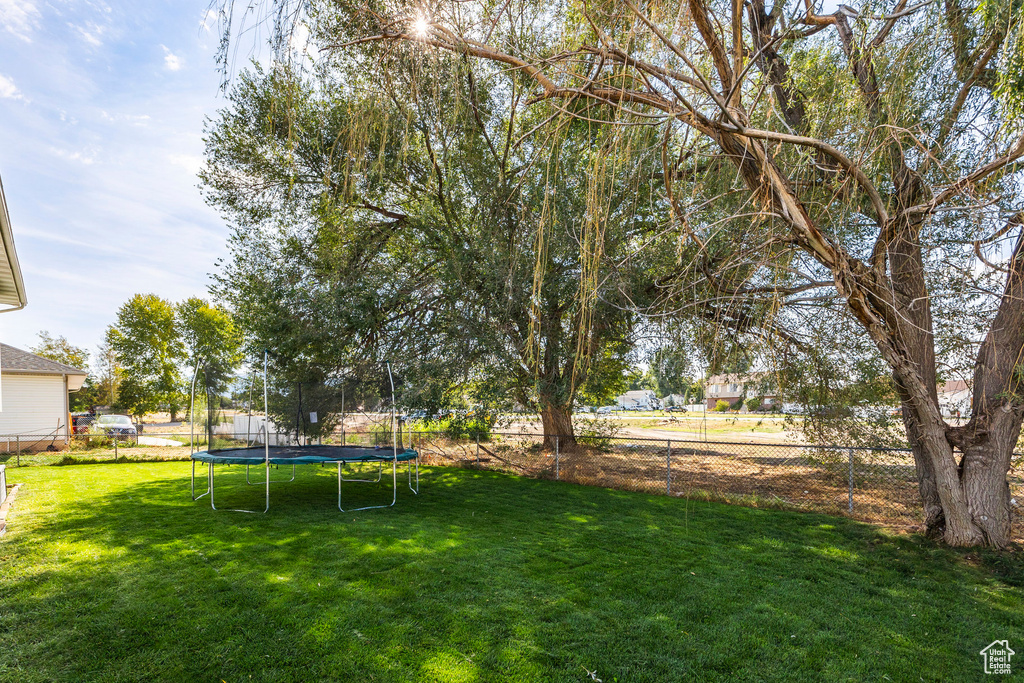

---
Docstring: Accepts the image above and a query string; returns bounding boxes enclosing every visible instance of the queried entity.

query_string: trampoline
[189,352,419,513]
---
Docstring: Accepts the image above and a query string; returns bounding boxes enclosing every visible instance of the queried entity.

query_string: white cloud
[71,20,105,47]
[162,45,182,71]
[100,111,151,125]
[48,145,99,165]
[199,9,216,33]
[0,73,26,101]
[0,0,39,41]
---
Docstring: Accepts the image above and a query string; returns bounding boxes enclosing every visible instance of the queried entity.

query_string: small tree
[31,331,88,369]
[92,341,120,408]
[106,294,184,420]
[177,297,243,395]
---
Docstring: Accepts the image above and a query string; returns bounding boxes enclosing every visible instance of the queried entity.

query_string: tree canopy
[106,294,185,419]
[202,56,662,443]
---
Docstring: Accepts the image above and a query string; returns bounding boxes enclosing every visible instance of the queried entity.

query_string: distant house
[615,389,660,410]
[705,373,779,410]
[938,380,971,418]
[0,344,87,451]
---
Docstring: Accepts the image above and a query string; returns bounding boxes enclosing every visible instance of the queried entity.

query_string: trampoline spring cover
[191,445,418,465]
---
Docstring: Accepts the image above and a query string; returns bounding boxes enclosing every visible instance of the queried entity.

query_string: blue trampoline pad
[190,445,418,466]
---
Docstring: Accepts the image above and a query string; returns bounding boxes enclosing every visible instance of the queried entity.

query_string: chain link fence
[1,427,1020,538]
[407,431,1022,538]
[0,432,194,466]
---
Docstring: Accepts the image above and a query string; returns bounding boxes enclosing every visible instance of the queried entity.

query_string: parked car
[665,406,688,413]
[89,414,138,444]
[71,412,95,434]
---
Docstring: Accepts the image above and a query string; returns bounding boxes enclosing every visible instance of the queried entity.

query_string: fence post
[848,447,854,512]
[16,436,20,467]
[476,432,480,462]
[555,436,560,480]
[114,435,118,460]
[667,440,672,495]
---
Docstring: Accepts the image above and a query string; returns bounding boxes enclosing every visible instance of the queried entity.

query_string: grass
[1,463,1021,682]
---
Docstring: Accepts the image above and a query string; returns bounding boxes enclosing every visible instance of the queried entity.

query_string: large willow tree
[215,0,1024,546]
[202,55,660,445]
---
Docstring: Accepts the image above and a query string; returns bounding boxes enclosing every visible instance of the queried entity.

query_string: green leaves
[106,294,184,417]
[203,53,659,437]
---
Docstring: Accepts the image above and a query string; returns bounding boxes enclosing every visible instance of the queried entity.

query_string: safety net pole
[386,361,397,459]
[264,350,270,511]
[188,358,200,456]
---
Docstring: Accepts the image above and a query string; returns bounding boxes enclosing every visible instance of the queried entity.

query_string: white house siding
[0,374,68,448]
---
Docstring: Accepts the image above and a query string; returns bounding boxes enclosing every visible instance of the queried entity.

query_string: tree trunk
[945,222,1024,547]
[539,397,575,449]
[959,409,1023,546]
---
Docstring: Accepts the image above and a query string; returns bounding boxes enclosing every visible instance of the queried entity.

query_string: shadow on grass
[1,463,1022,682]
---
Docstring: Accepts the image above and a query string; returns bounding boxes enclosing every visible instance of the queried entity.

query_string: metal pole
[264,351,270,513]
[555,435,560,480]
[114,434,118,459]
[16,436,20,467]
[848,447,854,512]
[189,358,200,455]
[385,361,396,459]
[667,440,672,495]
[476,432,480,462]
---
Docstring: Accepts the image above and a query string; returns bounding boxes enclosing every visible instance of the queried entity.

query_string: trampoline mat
[191,445,418,465]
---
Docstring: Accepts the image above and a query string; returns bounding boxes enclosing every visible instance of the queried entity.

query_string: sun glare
[412,16,430,37]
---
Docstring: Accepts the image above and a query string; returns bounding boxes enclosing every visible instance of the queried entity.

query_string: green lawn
[1,463,1020,682]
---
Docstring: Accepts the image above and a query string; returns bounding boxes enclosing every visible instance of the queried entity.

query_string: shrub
[745,397,762,412]
[572,416,621,450]
[413,412,495,440]
[714,400,731,412]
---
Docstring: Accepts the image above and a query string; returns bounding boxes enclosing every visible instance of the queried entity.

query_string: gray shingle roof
[1,343,87,376]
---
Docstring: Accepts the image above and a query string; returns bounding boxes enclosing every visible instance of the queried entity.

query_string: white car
[596,406,613,414]
[89,414,138,443]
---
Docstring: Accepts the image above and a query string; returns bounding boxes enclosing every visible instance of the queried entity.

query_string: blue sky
[0,0,229,357]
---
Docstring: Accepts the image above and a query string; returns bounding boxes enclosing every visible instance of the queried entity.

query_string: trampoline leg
[210,461,270,514]
[191,459,210,500]
[339,461,383,483]
[247,462,296,485]
[209,462,216,510]
[338,458,398,512]
[407,458,419,494]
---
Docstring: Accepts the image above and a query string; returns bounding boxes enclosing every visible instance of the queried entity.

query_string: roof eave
[0,172,27,311]
[2,368,89,377]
